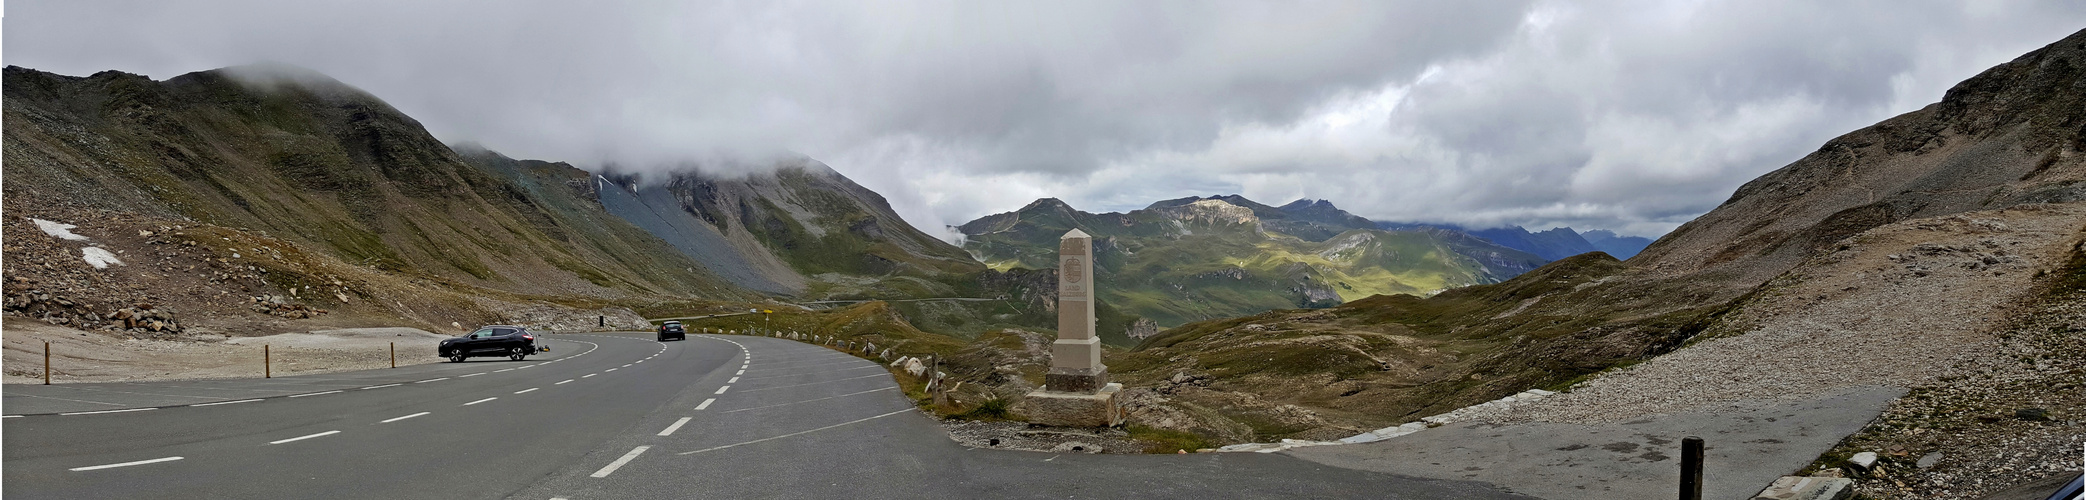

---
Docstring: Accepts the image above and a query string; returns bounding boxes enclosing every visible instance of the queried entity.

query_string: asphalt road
[3,333,1533,499]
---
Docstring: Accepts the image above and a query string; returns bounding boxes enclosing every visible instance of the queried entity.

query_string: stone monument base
[1022,383,1125,428]
[1044,366,1109,393]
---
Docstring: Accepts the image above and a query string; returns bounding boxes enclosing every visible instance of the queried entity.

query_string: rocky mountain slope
[958,196,1546,329]
[1466,226,1601,261]
[594,159,986,299]
[1579,229,1652,259]
[3,64,745,339]
[1111,26,2086,462]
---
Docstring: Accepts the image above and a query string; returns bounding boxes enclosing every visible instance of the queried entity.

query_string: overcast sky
[8,1,2084,238]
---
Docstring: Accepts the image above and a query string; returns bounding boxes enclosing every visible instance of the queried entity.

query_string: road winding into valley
[3,333,1530,499]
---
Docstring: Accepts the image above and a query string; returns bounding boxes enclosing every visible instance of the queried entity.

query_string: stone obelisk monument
[1023,228,1125,427]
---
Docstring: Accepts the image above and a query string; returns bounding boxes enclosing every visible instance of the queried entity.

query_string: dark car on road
[657,321,686,341]
[440,325,544,362]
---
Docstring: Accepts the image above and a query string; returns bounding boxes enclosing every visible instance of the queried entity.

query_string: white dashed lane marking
[381,412,429,423]
[696,398,715,410]
[515,388,539,394]
[590,446,650,478]
[658,417,692,436]
[557,379,573,385]
[415,378,448,384]
[714,386,730,395]
[70,456,183,472]
[464,397,498,406]
[269,430,340,445]
[461,373,485,378]
[582,374,597,378]
[288,390,342,398]
[728,377,739,383]
[361,384,401,390]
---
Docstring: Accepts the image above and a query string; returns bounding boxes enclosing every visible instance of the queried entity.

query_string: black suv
[657,321,686,341]
[440,325,544,362]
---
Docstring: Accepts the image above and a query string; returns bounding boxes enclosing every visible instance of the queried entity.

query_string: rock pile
[105,305,182,333]
[247,295,329,319]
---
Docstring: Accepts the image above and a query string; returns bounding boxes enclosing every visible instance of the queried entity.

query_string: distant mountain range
[956,196,1547,328]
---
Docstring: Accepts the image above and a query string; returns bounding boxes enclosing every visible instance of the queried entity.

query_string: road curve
[3,333,1533,499]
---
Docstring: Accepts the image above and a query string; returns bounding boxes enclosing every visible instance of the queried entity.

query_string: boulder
[1751,476,1852,500]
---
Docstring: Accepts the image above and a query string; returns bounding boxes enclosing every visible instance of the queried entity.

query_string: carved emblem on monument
[1064,258,1084,283]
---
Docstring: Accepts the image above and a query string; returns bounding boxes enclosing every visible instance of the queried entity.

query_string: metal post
[390,342,396,368]
[598,315,604,327]
[44,341,51,385]
[1680,436,1703,500]
[265,345,272,379]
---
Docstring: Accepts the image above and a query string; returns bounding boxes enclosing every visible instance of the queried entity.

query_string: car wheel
[509,347,525,361]
[450,352,467,363]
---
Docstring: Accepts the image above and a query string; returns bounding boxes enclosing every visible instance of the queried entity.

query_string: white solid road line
[677,409,912,455]
[723,387,897,413]
[590,446,651,478]
[515,388,539,394]
[269,430,341,445]
[61,408,156,416]
[464,397,498,406]
[69,456,184,471]
[361,384,401,390]
[191,399,264,407]
[557,379,574,385]
[289,390,343,398]
[695,398,715,410]
[658,417,692,436]
[415,378,449,383]
[736,373,888,392]
[715,386,730,394]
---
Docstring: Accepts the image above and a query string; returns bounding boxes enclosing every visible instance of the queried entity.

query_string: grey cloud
[6,1,2084,240]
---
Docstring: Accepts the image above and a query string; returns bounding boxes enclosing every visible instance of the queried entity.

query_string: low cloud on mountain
[11,1,2082,238]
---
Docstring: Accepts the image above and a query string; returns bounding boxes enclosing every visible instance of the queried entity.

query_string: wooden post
[390,342,396,368]
[44,341,51,385]
[1680,436,1703,500]
[265,345,272,379]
